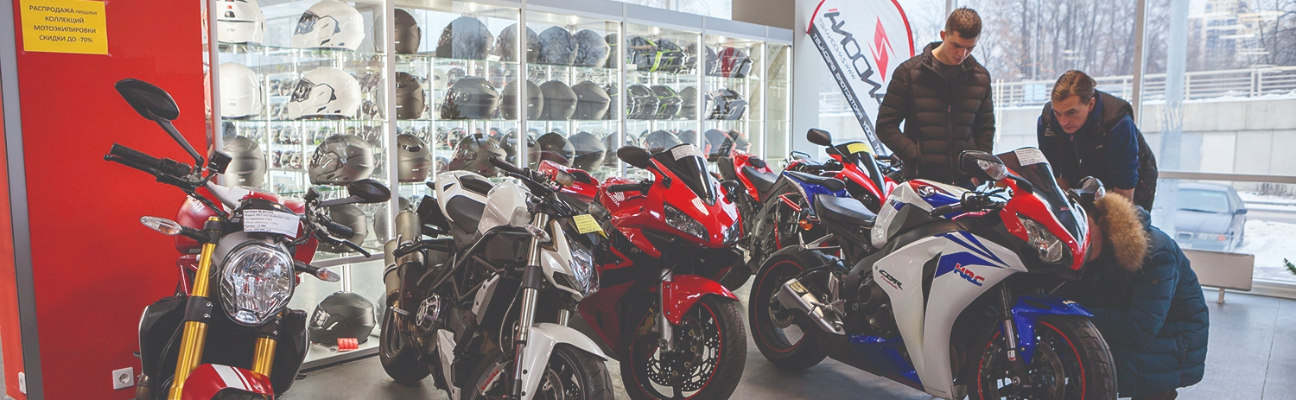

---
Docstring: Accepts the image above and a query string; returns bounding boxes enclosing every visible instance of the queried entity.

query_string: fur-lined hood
[1094,194,1151,272]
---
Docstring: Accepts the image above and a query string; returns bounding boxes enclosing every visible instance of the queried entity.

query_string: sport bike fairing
[872,180,965,248]
[598,145,739,253]
[655,144,719,204]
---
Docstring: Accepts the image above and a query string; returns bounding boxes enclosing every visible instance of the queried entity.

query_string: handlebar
[108,144,193,178]
[489,156,528,177]
[929,203,963,216]
[322,218,356,239]
[606,182,650,194]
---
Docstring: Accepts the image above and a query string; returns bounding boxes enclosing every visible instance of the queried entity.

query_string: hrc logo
[954,263,986,286]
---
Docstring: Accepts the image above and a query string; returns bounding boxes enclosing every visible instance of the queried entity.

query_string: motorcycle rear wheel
[973,315,1116,400]
[379,295,430,385]
[748,250,828,371]
[464,344,614,400]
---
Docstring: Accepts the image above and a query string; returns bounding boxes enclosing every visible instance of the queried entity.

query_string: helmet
[678,86,698,119]
[707,88,747,120]
[501,80,542,120]
[678,130,699,146]
[441,77,500,120]
[629,37,685,73]
[444,67,467,88]
[536,132,574,167]
[318,205,370,253]
[496,23,539,62]
[569,131,606,171]
[501,131,540,166]
[396,133,432,182]
[538,81,577,121]
[573,30,609,67]
[222,136,266,187]
[685,43,719,76]
[394,8,421,54]
[437,16,493,60]
[219,62,262,119]
[650,85,681,120]
[625,84,658,120]
[291,0,366,50]
[309,134,375,185]
[602,132,638,168]
[641,130,682,154]
[718,47,753,78]
[604,34,619,69]
[288,67,361,120]
[571,81,610,120]
[309,292,376,345]
[727,129,751,152]
[703,129,728,156]
[447,133,507,176]
[538,27,577,66]
[217,0,266,45]
[603,83,618,120]
[360,100,384,120]
[395,72,425,120]
[374,197,413,243]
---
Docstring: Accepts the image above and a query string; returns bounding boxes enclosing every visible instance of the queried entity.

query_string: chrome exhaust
[776,279,846,335]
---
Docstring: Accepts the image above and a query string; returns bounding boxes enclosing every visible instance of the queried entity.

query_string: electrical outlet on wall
[112,367,134,390]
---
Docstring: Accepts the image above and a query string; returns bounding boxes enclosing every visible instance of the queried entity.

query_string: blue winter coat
[1079,212,1210,397]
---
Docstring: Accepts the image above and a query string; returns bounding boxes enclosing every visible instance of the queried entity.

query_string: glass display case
[622,22,701,176]
[702,33,763,165]
[765,42,791,167]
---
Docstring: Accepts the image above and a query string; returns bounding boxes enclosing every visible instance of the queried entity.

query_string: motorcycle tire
[623,296,746,400]
[748,247,830,371]
[463,344,615,400]
[379,295,430,385]
[972,315,1116,400]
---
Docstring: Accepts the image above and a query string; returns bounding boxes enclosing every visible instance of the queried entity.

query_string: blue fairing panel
[784,173,849,213]
[849,335,922,388]
[1011,295,1093,365]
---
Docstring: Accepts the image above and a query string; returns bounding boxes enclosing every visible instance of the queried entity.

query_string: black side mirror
[618,146,653,169]
[789,151,812,161]
[348,179,392,204]
[960,151,1008,182]
[807,129,833,147]
[115,79,180,121]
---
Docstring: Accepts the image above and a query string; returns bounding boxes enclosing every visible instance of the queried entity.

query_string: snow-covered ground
[1235,219,1296,284]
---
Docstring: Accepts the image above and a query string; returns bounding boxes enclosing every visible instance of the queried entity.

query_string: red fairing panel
[660,274,737,325]
[181,364,273,400]
[729,151,772,202]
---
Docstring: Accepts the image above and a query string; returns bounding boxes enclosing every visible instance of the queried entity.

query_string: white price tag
[243,209,299,238]
[671,144,704,161]
[1014,148,1049,166]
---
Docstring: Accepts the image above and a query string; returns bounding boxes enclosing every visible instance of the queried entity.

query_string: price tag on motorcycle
[243,209,299,238]
[572,214,604,236]
[1014,148,1048,166]
[846,142,872,154]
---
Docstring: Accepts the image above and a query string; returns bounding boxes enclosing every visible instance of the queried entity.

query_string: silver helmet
[222,135,266,187]
[396,133,432,182]
[308,134,375,185]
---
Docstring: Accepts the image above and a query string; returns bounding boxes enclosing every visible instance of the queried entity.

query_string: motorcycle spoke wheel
[631,306,722,399]
[472,352,585,400]
[756,261,807,351]
[977,331,1070,400]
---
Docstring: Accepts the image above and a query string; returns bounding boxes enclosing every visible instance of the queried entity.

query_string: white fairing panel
[540,220,582,298]
[435,171,489,232]
[479,180,531,233]
[872,180,968,248]
[437,329,460,400]
[517,323,609,400]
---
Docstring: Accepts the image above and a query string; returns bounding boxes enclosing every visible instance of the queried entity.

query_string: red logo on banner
[872,18,894,81]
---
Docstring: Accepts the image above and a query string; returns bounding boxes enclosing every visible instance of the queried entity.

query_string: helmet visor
[294,11,320,35]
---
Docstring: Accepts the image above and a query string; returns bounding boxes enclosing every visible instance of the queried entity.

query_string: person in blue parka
[1076,182,1209,400]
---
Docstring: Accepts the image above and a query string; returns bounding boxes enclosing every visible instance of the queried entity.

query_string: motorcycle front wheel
[973,315,1116,400]
[464,344,614,400]
[623,296,746,400]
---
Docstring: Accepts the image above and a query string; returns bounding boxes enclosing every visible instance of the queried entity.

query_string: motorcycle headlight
[722,219,741,245]
[664,203,708,241]
[568,246,599,297]
[219,242,295,326]
[1018,215,1066,264]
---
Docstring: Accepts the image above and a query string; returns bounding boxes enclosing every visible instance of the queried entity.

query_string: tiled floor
[284,289,1296,399]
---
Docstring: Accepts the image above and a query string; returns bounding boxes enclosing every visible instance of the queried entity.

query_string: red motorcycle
[580,144,747,400]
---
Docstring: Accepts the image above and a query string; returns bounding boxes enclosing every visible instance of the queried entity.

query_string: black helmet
[571,81,610,120]
[447,133,506,176]
[496,23,539,62]
[568,131,606,171]
[718,47,753,78]
[309,291,376,345]
[641,130,682,154]
[536,132,575,167]
[441,76,500,120]
[650,85,681,120]
[601,132,637,169]
[604,34,619,69]
[223,136,266,187]
[318,204,369,253]
[604,83,618,120]
[629,37,685,73]
[436,16,493,60]
[678,130,699,146]
[703,129,729,156]
[539,81,577,121]
[626,84,658,120]
[374,197,413,243]
[501,80,543,120]
[395,72,425,120]
[727,129,751,152]
[396,133,432,182]
[686,43,719,76]
[538,27,577,65]
[708,88,747,120]
[309,134,375,185]
[573,29,609,67]
[679,86,698,119]
[394,9,421,54]
[501,131,540,167]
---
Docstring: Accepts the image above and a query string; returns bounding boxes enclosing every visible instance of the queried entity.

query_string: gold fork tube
[168,217,220,400]
[251,337,278,376]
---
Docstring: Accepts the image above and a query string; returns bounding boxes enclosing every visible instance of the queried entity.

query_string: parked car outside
[1174,182,1247,252]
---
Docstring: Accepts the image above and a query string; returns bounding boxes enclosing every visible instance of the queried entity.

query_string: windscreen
[998,148,1086,241]
[1179,189,1230,213]
[653,144,717,205]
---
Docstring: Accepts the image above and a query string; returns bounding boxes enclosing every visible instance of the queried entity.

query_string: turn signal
[799,219,813,231]
[140,216,184,236]
[314,267,342,282]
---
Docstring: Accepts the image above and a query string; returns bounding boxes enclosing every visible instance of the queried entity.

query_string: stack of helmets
[441,76,500,120]
[393,8,420,54]
[625,84,657,120]
[539,81,577,120]
[707,88,747,120]
[536,132,575,167]
[291,0,365,51]
[718,46,754,78]
[396,133,432,182]
[216,0,266,45]
[573,29,610,67]
[501,80,543,120]
[496,23,540,62]
[538,27,577,65]
[394,72,425,120]
[569,131,606,171]
[222,135,266,188]
[650,85,681,120]
[318,204,369,253]
[602,132,638,169]
[309,134,376,185]
[219,62,262,119]
[571,81,611,120]
[437,16,493,60]
[288,67,362,120]
[447,133,507,177]
[641,130,682,154]
[374,197,413,243]
[501,130,540,167]
[309,292,376,344]
[678,86,698,120]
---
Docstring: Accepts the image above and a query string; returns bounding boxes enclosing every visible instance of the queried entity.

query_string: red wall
[1,77,25,400]
[10,1,207,398]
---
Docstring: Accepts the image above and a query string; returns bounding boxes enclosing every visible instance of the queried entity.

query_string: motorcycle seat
[814,194,876,228]
[785,171,846,192]
[742,166,778,195]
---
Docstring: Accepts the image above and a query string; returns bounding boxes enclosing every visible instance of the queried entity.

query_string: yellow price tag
[572,214,604,236]
[846,142,872,154]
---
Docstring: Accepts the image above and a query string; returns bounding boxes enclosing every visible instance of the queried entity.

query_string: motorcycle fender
[661,274,737,325]
[180,364,273,400]
[519,323,609,400]
[1011,295,1094,365]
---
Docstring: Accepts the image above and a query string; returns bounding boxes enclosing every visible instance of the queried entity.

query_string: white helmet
[291,0,366,50]
[219,62,262,119]
[288,67,361,120]
[217,0,266,45]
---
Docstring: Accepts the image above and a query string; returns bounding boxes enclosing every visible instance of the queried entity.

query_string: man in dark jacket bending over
[876,7,995,186]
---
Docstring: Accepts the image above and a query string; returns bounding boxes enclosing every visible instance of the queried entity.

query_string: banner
[808,0,913,155]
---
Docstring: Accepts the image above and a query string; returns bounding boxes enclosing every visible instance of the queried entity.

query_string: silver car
[1174,182,1248,252]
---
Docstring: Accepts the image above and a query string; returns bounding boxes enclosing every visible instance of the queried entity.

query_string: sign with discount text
[20,0,108,55]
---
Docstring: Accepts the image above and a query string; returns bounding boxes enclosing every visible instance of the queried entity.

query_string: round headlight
[219,242,295,326]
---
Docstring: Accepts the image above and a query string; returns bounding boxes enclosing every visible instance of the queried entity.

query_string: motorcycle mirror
[617,146,653,169]
[140,216,184,236]
[806,128,833,147]
[347,179,392,204]
[552,169,577,188]
[115,79,180,121]
[959,151,1008,182]
[1068,176,1106,204]
[789,151,812,161]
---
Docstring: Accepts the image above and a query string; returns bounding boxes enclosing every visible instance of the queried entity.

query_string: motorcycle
[747,129,1117,399]
[379,157,613,400]
[581,144,747,400]
[109,79,389,400]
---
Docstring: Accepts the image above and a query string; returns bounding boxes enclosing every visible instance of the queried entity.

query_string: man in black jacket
[876,7,995,186]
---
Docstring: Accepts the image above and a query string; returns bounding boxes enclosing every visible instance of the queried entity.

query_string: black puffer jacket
[875,42,995,184]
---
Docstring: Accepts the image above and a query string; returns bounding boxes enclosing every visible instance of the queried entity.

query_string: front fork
[510,213,550,399]
[168,218,220,400]
[999,285,1027,380]
[657,269,675,353]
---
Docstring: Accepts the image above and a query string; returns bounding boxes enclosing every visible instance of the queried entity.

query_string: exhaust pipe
[777,279,846,335]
